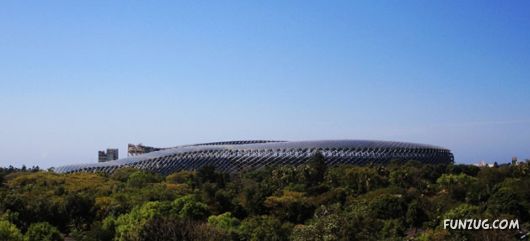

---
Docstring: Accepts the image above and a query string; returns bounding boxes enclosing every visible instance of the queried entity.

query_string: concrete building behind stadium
[54,140,454,174]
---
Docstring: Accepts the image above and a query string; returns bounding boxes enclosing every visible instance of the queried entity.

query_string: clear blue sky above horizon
[1,1,529,168]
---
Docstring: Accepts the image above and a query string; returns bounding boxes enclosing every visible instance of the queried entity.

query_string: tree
[290,207,341,241]
[240,216,288,241]
[441,204,480,241]
[127,171,160,188]
[291,204,382,241]
[487,186,529,221]
[442,204,479,220]
[172,195,210,220]
[436,173,477,201]
[291,224,322,241]
[166,171,195,185]
[114,201,172,241]
[140,217,229,241]
[64,193,95,229]
[264,190,314,223]
[3,162,530,241]
[195,165,228,188]
[69,217,116,241]
[0,220,23,241]
[329,166,388,195]
[307,151,327,183]
[207,212,240,232]
[369,194,407,219]
[406,200,427,228]
[110,168,140,182]
[24,222,63,241]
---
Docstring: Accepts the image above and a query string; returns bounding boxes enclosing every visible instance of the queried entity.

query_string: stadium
[54,140,454,174]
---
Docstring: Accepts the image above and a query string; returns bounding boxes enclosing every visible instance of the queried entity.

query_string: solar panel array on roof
[54,140,454,174]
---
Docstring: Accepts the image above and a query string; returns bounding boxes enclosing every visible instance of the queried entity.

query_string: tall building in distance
[128,144,166,156]
[98,148,119,162]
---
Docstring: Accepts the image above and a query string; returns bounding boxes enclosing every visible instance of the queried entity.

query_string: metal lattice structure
[54,140,454,174]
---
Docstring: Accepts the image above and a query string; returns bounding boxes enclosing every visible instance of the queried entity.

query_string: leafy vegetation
[1,157,529,241]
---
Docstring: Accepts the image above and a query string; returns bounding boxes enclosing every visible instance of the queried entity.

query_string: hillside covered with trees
[1,155,529,241]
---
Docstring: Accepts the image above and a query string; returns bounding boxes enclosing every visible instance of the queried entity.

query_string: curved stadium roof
[54,140,454,174]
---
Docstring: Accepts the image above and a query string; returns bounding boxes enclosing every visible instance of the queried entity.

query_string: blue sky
[1,1,529,168]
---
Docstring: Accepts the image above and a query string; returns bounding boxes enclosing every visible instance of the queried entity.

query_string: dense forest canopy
[1,156,529,241]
